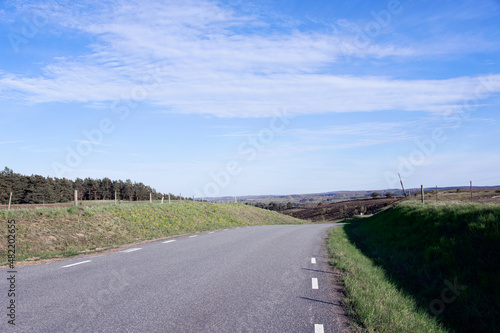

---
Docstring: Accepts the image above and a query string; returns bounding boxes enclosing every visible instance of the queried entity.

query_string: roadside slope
[328,201,499,332]
[0,202,303,265]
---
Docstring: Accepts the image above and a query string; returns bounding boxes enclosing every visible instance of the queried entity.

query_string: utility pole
[398,173,407,197]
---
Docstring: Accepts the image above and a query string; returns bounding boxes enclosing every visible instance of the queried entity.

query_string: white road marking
[314,324,324,333]
[189,235,198,238]
[311,258,316,264]
[62,260,91,268]
[122,248,142,253]
[312,278,319,290]
[162,240,176,244]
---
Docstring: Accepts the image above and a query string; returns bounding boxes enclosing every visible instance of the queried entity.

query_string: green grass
[328,201,500,333]
[0,201,303,265]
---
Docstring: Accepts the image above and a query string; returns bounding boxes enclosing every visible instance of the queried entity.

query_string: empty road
[2,224,347,332]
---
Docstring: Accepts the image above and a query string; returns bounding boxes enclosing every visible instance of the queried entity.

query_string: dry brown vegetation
[282,188,500,222]
[282,197,401,222]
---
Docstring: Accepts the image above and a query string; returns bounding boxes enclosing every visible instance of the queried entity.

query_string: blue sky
[1,0,500,197]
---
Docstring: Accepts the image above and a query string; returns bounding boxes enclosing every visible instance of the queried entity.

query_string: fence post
[421,185,424,204]
[168,194,171,204]
[161,195,164,204]
[150,193,152,203]
[470,181,473,202]
[115,191,117,205]
[74,190,78,207]
[8,192,12,211]
[435,185,438,202]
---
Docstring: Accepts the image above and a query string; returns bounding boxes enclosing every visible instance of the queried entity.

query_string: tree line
[0,167,182,205]
[247,202,294,211]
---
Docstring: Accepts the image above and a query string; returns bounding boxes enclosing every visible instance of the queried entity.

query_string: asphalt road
[2,224,347,332]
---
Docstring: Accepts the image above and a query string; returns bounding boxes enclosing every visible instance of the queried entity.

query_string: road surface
[2,224,347,332]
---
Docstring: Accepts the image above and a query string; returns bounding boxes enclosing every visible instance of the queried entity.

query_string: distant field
[282,188,500,222]
[283,197,402,222]
[0,201,303,266]
[328,201,500,332]
[405,187,500,204]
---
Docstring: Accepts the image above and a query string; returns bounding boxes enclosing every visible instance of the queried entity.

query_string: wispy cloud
[2,1,498,117]
[286,121,420,138]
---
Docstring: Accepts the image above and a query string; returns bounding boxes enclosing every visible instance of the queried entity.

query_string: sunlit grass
[328,201,500,332]
[0,201,303,265]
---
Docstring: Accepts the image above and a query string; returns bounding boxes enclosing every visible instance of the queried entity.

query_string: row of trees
[248,202,294,211]
[0,167,180,205]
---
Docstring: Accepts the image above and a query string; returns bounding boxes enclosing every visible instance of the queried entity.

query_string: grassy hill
[328,201,499,332]
[0,201,303,266]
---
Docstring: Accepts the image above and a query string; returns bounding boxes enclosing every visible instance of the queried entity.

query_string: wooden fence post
[8,192,12,211]
[74,190,78,206]
[470,181,473,202]
[421,185,424,204]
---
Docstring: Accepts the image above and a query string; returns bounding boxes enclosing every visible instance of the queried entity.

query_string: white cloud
[1,0,499,117]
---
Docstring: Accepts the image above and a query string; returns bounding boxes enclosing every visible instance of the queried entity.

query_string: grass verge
[0,201,303,265]
[327,201,499,333]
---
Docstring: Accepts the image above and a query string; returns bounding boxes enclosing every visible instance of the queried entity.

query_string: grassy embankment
[0,201,303,265]
[328,201,499,333]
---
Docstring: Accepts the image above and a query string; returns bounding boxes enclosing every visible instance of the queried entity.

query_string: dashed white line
[312,278,319,290]
[162,240,176,244]
[62,260,91,268]
[122,248,142,253]
[189,235,198,238]
[314,324,324,333]
[311,257,316,264]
